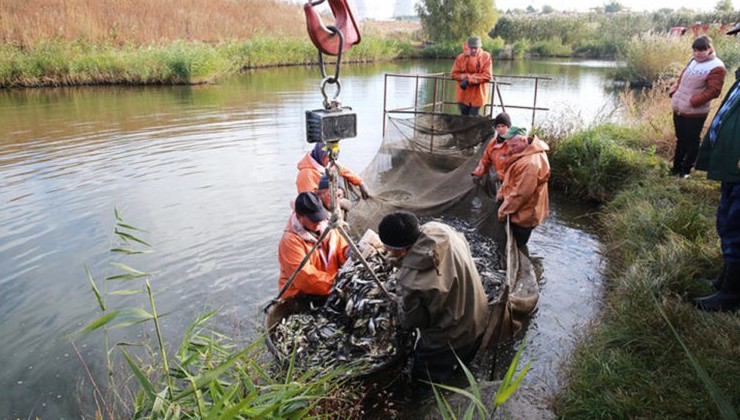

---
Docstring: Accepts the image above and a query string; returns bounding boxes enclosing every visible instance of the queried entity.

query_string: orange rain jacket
[277,213,349,299]
[295,152,364,193]
[472,136,510,180]
[497,136,550,227]
[451,50,493,108]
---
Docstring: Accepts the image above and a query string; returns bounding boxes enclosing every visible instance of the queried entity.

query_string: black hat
[493,112,512,128]
[379,211,421,249]
[295,192,330,222]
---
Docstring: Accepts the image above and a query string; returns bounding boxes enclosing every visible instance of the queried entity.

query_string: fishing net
[348,114,499,237]
[345,113,539,343]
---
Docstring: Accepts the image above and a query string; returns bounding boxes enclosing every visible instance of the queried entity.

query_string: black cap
[295,192,330,222]
[494,112,512,128]
[379,211,421,249]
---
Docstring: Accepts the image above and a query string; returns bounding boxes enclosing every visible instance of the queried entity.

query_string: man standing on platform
[451,36,493,116]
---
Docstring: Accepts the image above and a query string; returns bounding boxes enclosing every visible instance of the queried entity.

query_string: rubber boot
[695,263,740,312]
[703,264,727,291]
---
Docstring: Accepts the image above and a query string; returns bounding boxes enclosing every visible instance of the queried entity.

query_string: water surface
[0,58,610,417]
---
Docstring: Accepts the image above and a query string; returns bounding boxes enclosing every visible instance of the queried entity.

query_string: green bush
[421,37,504,58]
[512,39,530,59]
[529,37,572,57]
[549,124,667,202]
[573,38,623,58]
[610,33,689,86]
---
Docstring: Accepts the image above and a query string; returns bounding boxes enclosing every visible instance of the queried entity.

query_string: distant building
[355,0,409,20]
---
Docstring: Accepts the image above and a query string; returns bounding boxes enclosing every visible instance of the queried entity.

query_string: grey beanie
[467,36,482,48]
[493,112,512,128]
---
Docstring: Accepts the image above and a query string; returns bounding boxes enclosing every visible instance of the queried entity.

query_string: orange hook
[304,0,361,56]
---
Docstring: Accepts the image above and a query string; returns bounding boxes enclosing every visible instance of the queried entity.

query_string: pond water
[0,58,611,417]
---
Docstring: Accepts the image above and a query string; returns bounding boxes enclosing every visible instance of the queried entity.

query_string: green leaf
[80,311,121,335]
[85,266,105,311]
[111,248,152,255]
[121,348,157,403]
[110,289,144,296]
[151,387,169,416]
[116,222,146,232]
[115,229,151,247]
[111,263,147,275]
[654,296,739,420]
[494,359,532,406]
[171,346,253,401]
[494,337,532,407]
[106,273,149,281]
[110,307,154,329]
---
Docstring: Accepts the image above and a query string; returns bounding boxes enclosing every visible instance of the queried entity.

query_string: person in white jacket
[669,35,726,179]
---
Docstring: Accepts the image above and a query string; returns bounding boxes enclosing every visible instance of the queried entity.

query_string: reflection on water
[0,58,607,417]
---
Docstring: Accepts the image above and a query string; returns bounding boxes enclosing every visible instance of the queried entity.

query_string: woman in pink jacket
[669,35,726,179]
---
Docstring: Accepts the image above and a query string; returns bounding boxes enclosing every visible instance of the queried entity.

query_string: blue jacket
[696,80,740,182]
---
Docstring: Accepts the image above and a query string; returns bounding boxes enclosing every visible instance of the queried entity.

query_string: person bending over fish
[277,192,349,299]
[378,211,488,387]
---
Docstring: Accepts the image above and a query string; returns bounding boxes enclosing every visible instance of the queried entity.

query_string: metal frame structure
[382,73,551,137]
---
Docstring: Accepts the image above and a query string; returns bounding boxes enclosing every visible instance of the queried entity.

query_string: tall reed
[0,0,307,48]
[79,209,359,418]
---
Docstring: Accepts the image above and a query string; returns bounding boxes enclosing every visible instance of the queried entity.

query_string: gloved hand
[460,79,469,90]
[471,174,481,185]
[359,183,371,200]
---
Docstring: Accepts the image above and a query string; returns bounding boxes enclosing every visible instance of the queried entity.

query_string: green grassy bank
[546,123,740,417]
[0,37,413,88]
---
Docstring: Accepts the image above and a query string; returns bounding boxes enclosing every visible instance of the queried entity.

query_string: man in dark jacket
[378,211,489,385]
[693,23,740,312]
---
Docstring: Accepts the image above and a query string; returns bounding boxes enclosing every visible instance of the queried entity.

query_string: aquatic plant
[78,209,357,418]
[609,32,688,86]
[429,339,531,419]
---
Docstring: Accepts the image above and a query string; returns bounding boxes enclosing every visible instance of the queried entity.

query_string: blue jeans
[458,104,480,116]
[718,181,740,264]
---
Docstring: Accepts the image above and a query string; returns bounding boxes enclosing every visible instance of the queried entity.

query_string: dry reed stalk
[0,0,307,47]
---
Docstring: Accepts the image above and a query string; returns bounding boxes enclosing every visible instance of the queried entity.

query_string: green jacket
[396,222,488,350]
[696,80,740,182]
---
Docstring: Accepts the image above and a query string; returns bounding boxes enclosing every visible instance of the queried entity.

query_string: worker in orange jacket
[451,36,493,116]
[471,112,512,183]
[496,127,550,248]
[296,142,370,199]
[277,192,349,299]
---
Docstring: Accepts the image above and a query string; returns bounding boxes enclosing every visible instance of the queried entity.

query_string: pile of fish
[430,216,505,304]
[271,249,404,374]
[270,217,505,375]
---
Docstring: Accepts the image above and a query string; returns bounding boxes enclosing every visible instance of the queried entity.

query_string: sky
[495,0,738,13]
[286,0,739,20]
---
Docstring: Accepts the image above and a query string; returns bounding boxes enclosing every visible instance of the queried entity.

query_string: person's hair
[692,35,713,51]
[379,211,420,249]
